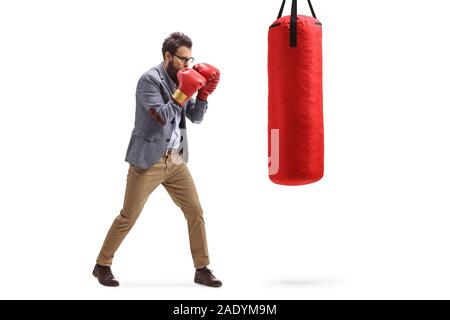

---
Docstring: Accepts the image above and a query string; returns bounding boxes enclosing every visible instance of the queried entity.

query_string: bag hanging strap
[277,0,317,47]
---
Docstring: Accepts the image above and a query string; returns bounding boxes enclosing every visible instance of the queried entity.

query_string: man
[92,32,222,287]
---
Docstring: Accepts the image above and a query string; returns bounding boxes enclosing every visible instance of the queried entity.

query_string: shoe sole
[92,271,120,287]
[194,278,222,287]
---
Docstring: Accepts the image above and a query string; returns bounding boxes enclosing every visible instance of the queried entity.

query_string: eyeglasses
[173,54,195,66]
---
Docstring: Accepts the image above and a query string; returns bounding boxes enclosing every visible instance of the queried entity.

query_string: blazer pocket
[134,133,163,144]
[135,134,156,143]
[146,134,163,144]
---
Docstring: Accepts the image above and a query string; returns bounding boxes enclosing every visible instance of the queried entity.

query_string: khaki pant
[96,152,210,269]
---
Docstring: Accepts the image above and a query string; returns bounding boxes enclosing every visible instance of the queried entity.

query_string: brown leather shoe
[92,264,120,287]
[194,267,222,287]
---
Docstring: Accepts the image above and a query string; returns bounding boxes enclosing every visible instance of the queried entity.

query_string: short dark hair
[162,32,192,58]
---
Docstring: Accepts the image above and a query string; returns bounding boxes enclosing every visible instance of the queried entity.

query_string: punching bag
[268,0,323,185]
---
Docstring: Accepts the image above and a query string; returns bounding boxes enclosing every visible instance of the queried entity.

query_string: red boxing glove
[172,67,206,106]
[192,63,220,102]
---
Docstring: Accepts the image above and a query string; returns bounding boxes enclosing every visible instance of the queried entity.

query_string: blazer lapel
[155,62,186,135]
[156,62,176,95]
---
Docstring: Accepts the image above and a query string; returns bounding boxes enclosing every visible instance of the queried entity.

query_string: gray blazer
[125,62,208,169]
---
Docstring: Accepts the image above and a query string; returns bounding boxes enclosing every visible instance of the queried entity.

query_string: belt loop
[163,148,172,159]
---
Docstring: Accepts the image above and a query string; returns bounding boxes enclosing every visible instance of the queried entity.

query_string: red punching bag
[268,0,323,185]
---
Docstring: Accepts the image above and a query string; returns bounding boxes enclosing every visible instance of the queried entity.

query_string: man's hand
[172,67,206,106]
[192,63,220,102]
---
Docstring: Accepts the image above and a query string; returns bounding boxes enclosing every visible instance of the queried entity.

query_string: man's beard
[166,60,179,84]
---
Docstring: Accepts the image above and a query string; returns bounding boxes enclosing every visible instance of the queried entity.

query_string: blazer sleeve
[136,74,182,126]
[185,97,208,124]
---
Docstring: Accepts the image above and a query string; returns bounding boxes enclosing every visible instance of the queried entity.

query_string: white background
[1,0,450,299]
